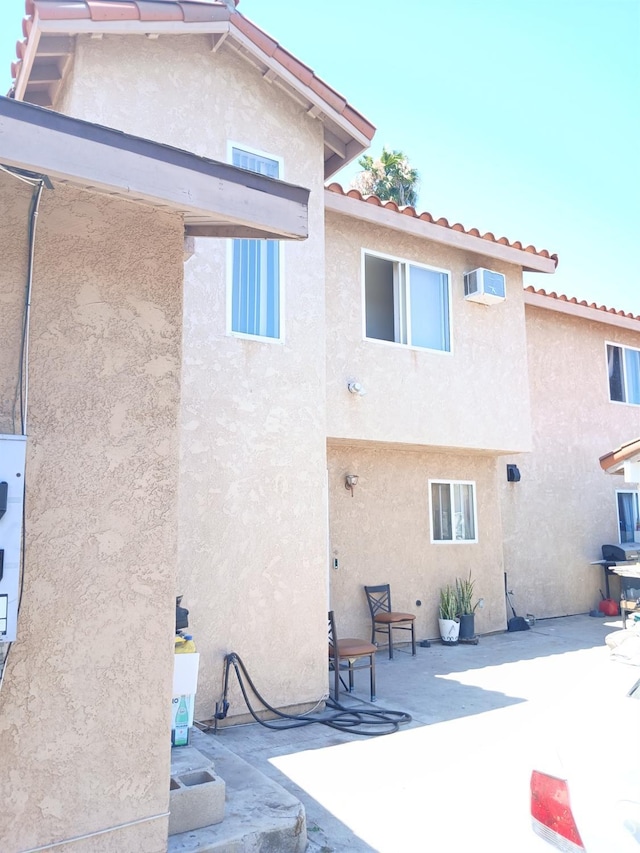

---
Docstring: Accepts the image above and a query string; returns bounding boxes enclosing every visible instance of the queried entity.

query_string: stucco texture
[501,306,640,618]
[325,212,533,454]
[328,443,507,643]
[54,33,332,717]
[0,176,183,852]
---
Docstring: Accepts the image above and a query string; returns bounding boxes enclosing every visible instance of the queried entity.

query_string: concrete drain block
[168,768,225,836]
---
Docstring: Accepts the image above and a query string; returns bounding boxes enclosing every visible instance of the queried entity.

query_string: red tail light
[530,770,585,851]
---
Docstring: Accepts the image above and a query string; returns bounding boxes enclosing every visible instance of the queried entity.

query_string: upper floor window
[363,252,450,352]
[617,490,640,543]
[607,343,640,405]
[429,480,477,543]
[230,146,282,340]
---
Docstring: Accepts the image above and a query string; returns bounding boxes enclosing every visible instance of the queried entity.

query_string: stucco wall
[501,305,640,618]
[55,34,330,716]
[0,176,182,852]
[328,443,507,644]
[325,212,533,453]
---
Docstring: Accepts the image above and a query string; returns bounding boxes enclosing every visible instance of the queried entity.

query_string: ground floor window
[617,490,640,543]
[429,480,477,542]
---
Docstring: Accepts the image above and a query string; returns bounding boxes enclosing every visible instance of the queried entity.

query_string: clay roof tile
[37,2,91,20]
[86,1,139,21]
[326,184,560,269]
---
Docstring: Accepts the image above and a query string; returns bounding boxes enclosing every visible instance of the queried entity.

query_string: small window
[364,253,450,352]
[617,491,640,543]
[230,146,281,340]
[607,343,640,405]
[430,480,477,543]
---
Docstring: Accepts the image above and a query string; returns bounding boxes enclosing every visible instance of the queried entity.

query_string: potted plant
[455,572,479,641]
[438,584,460,645]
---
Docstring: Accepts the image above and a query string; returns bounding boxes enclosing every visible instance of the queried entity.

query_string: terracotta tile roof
[326,182,559,267]
[11,1,375,150]
[600,438,640,473]
[524,286,640,322]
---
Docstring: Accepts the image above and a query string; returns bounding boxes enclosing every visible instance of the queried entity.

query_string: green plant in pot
[438,584,460,645]
[455,573,479,641]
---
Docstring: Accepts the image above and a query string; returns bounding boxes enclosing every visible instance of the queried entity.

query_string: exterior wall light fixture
[347,381,366,396]
[345,474,359,496]
[506,464,521,483]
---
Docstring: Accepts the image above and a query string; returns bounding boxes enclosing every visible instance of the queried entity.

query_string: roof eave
[0,96,309,240]
[324,189,557,273]
[13,11,375,178]
[524,289,640,331]
[600,439,640,474]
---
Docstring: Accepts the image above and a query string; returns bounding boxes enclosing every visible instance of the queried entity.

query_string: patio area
[188,614,638,852]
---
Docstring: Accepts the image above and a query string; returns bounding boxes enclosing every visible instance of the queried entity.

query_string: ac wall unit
[463,268,506,305]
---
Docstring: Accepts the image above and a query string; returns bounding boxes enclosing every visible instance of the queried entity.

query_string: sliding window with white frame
[429,480,477,543]
[617,490,640,543]
[228,145,283,341]
[607,342,640,405]
[363,251,451,352]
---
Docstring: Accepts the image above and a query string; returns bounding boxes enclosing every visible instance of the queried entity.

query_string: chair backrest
[328,610,337,656]
[365,584,392,617]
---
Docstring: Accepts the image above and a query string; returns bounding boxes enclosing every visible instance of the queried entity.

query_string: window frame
[606,341,640,406]
[616,489,640,544]
[226,141,285,343]
[360,248,452,354]
[428,479,478,544]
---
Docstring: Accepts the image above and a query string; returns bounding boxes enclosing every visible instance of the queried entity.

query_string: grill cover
[602,543,640,562]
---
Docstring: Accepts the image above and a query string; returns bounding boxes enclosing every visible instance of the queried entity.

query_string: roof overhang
[600,439,640,476]
[0,96,309,239]
[324,189,557,273]
[12,2,375,179]
[524,289,640,332]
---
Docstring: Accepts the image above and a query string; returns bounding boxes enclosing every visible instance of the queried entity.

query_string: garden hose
[202,652,412,737]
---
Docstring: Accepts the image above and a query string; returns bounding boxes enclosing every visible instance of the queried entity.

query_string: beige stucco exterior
[51,34,331,717]
[325,212,533,453]
[0,175,183,851]
[502,305,640,618]
[5,13,640,852]
[328,443,507,640]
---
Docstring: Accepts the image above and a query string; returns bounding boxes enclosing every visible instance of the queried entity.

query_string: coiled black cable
[203,652,412,737]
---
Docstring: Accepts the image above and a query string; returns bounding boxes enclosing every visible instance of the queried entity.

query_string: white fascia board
[0,109,308,239]
[36,18,230,37]
[325,190,557,273]
[524,290,640,332]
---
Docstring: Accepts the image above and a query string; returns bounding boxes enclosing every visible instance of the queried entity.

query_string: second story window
[363,252,450,352]
[607,343,640,405]
[230,146,282,340]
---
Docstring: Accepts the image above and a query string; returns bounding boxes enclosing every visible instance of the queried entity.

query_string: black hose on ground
[201,652,412,737]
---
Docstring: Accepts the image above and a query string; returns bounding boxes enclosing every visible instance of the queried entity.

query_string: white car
[530,677,640,852]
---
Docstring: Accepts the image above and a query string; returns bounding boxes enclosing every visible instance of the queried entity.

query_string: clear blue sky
[2,0,639,312]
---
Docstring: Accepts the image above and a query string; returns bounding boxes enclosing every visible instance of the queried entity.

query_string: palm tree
[350,147,420,207]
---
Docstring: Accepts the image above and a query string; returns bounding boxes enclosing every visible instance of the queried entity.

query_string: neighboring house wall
[325,211,533,453]
[54,34,330,717]
[502,305,640,618]
[328,444,507,641]
[0,176,182,852]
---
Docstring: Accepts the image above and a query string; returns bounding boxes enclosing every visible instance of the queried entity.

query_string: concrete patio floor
[195,614,639,852]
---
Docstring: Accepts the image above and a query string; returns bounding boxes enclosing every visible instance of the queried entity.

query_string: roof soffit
[12,1,375,178]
